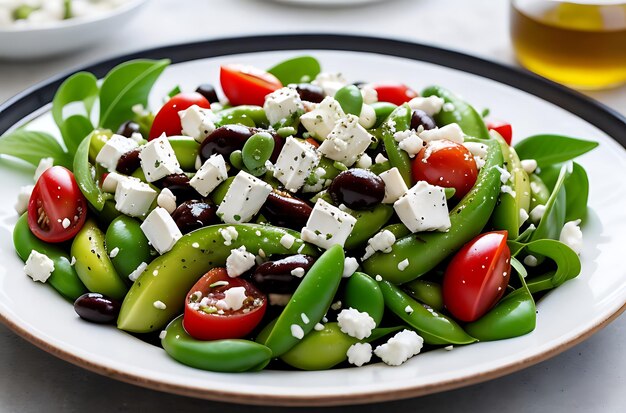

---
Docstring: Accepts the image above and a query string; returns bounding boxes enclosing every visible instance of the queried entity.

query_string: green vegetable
[529,173,550,211]
[370,102,397,127]
[167,85,182,99]
[74,131,112,211]
[242,132,275,176]
[344,204,394,250]
[514,134,598,168]
[531,163,569,242]
[538,162,590,223]
[334,85,363,116]
[162,316,272,372]
[105,216,152,281]
[13,214,86,301]
[0,130,72,169]
[210,176,235,205]
[214,106,268,128]
[379,104,413,186]
[169,137,199,171]
[267,56,321,85]
[13,4,37,20]
[402,279,444,312]
[344,272,384,325]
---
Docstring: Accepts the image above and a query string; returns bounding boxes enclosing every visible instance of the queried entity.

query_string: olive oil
[510,1,626,89]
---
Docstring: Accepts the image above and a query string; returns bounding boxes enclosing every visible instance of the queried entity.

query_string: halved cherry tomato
[27,166,87,243]
[487,120,513,145]
[412,139,478,199]
[370,82,418,105]
[220,64,282,107]
[442,231,511,322]
[149,92,211,140]
[183,267,267,340]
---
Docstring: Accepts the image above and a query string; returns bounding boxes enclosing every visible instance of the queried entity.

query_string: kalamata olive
[328,169,385,210]
[159,173,200,203]
[410,109,436,131]
[116,149,141,175]
[195,83,219,103]
[116,120,141,138]
[171,200,217,234]
[199,125,255,162]
[262,190,313,230]
[253,255,316,294]
[295,83,325,103]
[74,293,121,324]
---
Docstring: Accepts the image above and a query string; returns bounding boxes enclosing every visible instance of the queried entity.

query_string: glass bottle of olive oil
[510,0,626,89]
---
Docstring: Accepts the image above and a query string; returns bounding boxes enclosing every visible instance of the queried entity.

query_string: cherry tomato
[27,166,87,243]
[183,267,267,340]
[220,64,282,107]
[412,140,478,199]
[149,92,211,140]
[487,120,513,145]
[370,82,418,105]
[442,231,511,322]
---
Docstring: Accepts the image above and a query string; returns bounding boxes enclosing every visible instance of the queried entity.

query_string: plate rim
[1,34,625,406]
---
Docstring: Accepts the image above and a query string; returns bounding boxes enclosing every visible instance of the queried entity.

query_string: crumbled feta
[189,154,228,196]
[318,115,373,167]
[130,132,144,144]
[60,217,70,228]
[356,153,372,169]
[301,199,357,249]
[443,102,455,112]
[34,157,54,181]
[360,84,378,104]
[70,256,76,266]
[109,247,120,258]
[314,323,325,331]
[15,185,33,214]
[280,233,296,249]
[346,342,372,367]
[291,324,305,340]
[219,226,239,246]
[375,153,388,164]
[139,135,182,182]
[140,207,182,254]
[374,329,424,366]
[404,305,414,314]
[523,255,538,267]
[379,167,409,204]
[216,286,247,311]
[24,250,54,283]
[153,300,167,310]
[301,313,310,324]
[216,171,272,224]
[263,87,304,126]
[444,345,454,351]
[273,137,320,192]
[343,257,359,278]
[407,96,445,116]
[375,274,383,282]
[362,229,396,260]
[519,208,529,226]
[398,258,410,271]
[269,293,292,306]
[159,330,167,340]
[559,220,583,255]
[521,159,538,174]
[419,123,465,144]
[300,96,345,140]
[128,262,148,282]
[101,171,127,193]
[358,104,376,129]
[330,301,342,311]
[530,204,546,224]
[291,267,305,278]
[114,177,157,217]
[463,142,488,159]
[337,308,376,340]
[397,133,424,158]
[178,105,216,143]
[157,188,177,214]
[394,181,451,232]
[501,185,516,198]
[226,246,256,277]
[95,134,138,172]
[312,72,348,97]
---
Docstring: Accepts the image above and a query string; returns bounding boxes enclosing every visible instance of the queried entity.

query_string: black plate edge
[1,33,625,148]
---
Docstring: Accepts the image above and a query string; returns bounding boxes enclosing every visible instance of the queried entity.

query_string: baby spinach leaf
[99,59,170,132]
[59,115,95,156]
[73,132,109,211]
[531,163,569,242]
[267,55,321,85]
[564,162,589,222]
[0,130,71,169]
[514,134,598,168]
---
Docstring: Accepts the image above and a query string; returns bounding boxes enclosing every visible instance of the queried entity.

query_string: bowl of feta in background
[0,0,148,59]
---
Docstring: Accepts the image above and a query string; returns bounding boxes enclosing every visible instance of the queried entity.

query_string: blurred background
[0,0,624,411]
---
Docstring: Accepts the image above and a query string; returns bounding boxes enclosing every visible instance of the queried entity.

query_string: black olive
[410,109,436,131]
[159,173,200,203]
[252,255,316,295]
[74,293,121,324]
[328,169,385,210]
[195,83,219,104]
[199,125,283,163]
[262,190,313,230]
[171,200,217,234]
[116,149,141,175]
[295,83,325,103]
[116,120,141,138]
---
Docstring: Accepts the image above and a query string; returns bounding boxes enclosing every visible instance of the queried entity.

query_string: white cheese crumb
[337,308,376,340]
[362,229,396,260]
[159,331,167,340]
[375,153,388,164]
[226,246,256,277]
[356,153,373,169]
[290,324,305,339]
[314,323,325,331]
[330,301,342,311]
[24,250,54,283]
[300,313,310,324]
[153,300,167,310]
[375,274,383,282]
[374,329,424,366]
[291,267,305,278]
[219,226,239,246]
[192,242,200,249]
[343,257,359,278]
[157,188,177,214]
[494,165,512,184]
[216,286,248,311]
[15,185,34,215]
[398,258,409,271]
[519,208,529,226]
[61,217,71,229]
[501,185,516,198]
[34,157,54,181]
[404,305,414,314]
[524,255,538,267]
[530,204,546,224]
[70,256,76,266]
[346,342,373,367]
[128,262,148,282]
[280,233,296,249]
[444,345,453,351]
[559,220,583,255]
[109,247,120,258]
[521,159,538,174]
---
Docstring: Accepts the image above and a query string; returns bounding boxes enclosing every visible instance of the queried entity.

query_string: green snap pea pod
[344,272,384,325]
[169,137,199,171]
[379,104,412,186]
[210,176,234,205]
[380,281,476,345]
[214,106,269,128]
[161,316,272,372]
[529,173,550,211]
[117,224,318,333]
[242,132,275,176]
[371,102,397,128]
[335,85,363,116]
[75,131,112,211]
[87,129,112,162]
[380,222,411,239]
[105,216,152,281]
[316,157,342,181]
[369,160,391,175]
[13,214,86,301]
[262,244,344,357]
[402,280,444,312]
[421,85,490,139]
[71,219,128,300]
[344,204,394,250]
[363,136,503,284]
[93,200,122,228]
[539,162,589,223]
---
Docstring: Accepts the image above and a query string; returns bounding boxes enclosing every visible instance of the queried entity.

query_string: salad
[0,55,598,372]
[0,0,128,28]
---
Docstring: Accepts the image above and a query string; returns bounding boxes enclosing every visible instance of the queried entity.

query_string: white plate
[0,36,625,406]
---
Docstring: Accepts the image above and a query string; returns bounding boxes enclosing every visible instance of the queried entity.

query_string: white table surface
[0,0,624,411]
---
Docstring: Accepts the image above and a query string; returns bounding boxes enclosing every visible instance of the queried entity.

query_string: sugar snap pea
[344,272,384,325]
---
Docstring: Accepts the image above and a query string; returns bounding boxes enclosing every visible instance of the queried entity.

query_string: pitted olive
[171,200,217,234]
[262,190,313,230]
[252,254,316,294]
[328,169,385,210]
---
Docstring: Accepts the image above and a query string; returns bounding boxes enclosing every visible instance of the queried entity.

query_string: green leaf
[267,55,321,85]
[0,130,71,169]
[564,162,589,222]
[99,59,170,132]
[514,134,598,168]
[531,163,569,242]
[73,132,109,211]
[167,85,181,99]
[60,115,94,155]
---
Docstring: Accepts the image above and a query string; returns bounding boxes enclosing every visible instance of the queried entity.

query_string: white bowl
[0,0,148,59]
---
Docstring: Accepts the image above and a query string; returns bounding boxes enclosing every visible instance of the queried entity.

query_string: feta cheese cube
[15,185,34,215]
[226,246,256,277]
[379,167,408,203]
[407,96,445,116]
[300,96,345,140]
[346,342,372,367]
[24,250,54,283]
[189,154,228,196]
[318,115,373,166]
[374,329,424,366]
[375,153,388,164]
[419,123,465,144]
[463,142,488,159]
[360,84,378,104]
[337,308,376,340]
[157,188,177,214]
[140,207,182,254]
[312,72,348,97]
[273,137,320,192]
[34,157,54,181]
[216,171,272,224]
[559,219,583,255]
[362,229,396,260]
[301,199,357,249]
[96,134,138,172]
[343,257,359,278]
[102,172,128,193]
[263,87,304,126]
[114,178,157,217]
[395,131,424,158]
[216,286,247,310]
[139,135,182,182]
[521,159,538,174]
[178,105,216,143]
[356,153,372,169]
[358,104,376,129]
[394,181,451,233]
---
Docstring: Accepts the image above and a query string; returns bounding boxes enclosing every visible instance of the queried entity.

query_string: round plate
[0,35,625,406]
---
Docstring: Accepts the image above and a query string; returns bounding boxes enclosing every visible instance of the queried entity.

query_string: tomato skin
[487,120,513,145]
[370,83,418,105]
[442,231,511,322]
[220,64,282,107]
[27,166,87,243]
[183,268,267,340]
[149,92,211,140]
[412,140,478,199]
